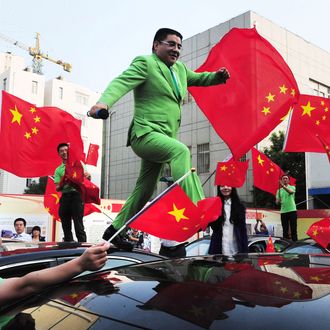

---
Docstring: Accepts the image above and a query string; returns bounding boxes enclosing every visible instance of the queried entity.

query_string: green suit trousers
[111,131,205,229]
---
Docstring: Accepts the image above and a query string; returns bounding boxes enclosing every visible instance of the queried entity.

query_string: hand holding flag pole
[107,168,196,243]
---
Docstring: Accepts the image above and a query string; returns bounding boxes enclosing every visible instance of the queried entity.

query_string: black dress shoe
[102,225,133,251]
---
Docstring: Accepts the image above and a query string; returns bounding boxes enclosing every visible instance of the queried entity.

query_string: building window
[32,81,38,94]
[26,178,32,187]
[310,79,330,98]
[3,78,7,91]
[197,143,210,174]
[75,91,89,105]
[59,87,63,100]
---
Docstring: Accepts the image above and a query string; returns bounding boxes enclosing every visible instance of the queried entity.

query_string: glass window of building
[59,87,63,100]
[75,91,89,105]
[197,143,210,174]
[32,81,38,94]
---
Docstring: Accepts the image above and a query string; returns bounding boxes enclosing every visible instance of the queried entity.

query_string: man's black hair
[57,142,69,153]
[152,28,183,51]
[14,218,26,227]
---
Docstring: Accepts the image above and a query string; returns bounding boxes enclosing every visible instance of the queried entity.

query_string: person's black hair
[31,225,41,232]
[57,142,69,153]
[14,218,26,227]
[216,186,245,225]
[281,173,289,179]
[152,28,183,52]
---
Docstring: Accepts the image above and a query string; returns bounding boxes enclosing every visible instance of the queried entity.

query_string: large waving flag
[214,159,249,187]
[129,184,221,241]
[284,95,330,153]
[0,91,84,177]
[189,27,299,160]
[252,148,295,196]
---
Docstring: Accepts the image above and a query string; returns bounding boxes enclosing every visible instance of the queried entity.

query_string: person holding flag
[276,174,298,241]
[54,143,91,242]
[89,28,230,248]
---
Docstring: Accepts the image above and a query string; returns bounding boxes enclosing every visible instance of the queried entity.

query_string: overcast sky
[0,0,329,93]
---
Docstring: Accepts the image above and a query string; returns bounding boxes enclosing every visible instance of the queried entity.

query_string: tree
[24,176,48,195]
[254,131,306,209]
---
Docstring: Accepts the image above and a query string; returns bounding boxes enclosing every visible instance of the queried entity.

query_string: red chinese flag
[84,203,101,216]
[129,184,203,241]
[220,268,312,307]
[81,178,101,205]
[44,177,61,221]
[306,218,330,249]
[251,148,296,196]
[266,236,275,253]
[316,134,330,163]
[284,95,330,153]
[65,148,84,185]
[0,91,84,177]
[214,160,249,187]
[85,143,99,166]
[293,267,330,284]
[189,27,299,160]
[197,197,222,231]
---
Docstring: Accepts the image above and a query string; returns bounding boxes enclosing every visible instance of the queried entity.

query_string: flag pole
[107,168,196,242]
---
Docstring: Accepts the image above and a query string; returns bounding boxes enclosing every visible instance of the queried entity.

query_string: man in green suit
[89,28,230,249]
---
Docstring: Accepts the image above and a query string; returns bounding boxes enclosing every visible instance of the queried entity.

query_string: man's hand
[216,67,230,83]
[88,103,109,118]
[78,242,111,272]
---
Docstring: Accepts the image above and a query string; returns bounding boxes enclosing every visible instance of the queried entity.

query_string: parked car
[283,238,329,254]
[0,241,166,279]
[185,235,291,256]
[2,253,330,329]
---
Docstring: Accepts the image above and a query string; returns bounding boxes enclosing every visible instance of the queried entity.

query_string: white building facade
[0,52,102,193]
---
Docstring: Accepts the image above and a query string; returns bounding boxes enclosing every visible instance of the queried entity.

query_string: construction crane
[0,32,72,74]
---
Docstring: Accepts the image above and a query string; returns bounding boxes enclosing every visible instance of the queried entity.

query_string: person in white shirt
[12,218,32,242]
[208,186,248,255]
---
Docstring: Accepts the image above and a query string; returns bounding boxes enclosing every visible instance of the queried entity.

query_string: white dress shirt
[221,198,238,256]
[12,232,32,242]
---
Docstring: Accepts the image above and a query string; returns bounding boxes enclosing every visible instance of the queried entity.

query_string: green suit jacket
[99,53,224,145]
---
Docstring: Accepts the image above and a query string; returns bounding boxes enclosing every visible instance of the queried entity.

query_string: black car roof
[3,253,330,329]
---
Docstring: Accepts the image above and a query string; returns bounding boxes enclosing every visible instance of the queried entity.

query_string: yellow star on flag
[257,155,265,166]
[168,204,189,222]
[279,84,288,94]
[31,127,39,134]
[265,92,275,102]
[73,171,77,178]
[30,107,37,113]
[24,132,31,139]
[301,101,316,117]
[290,89,296,97]
[220,165,228,171]
[10,105,23,125]
[34,116,41,123]
[51,193,60,204]
[261,106,271,115]
[312,229,318,236]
